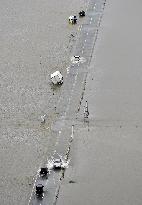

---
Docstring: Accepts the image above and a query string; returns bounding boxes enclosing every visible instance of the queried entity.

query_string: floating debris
[69,180,76,184]
[71,33,75,37]
[41,114,47,124]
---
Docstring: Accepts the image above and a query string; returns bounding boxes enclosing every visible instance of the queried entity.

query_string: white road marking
[28,166,41,205]
[66,67,70,74]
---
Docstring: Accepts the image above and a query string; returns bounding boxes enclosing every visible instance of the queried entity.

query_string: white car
[69,15,77,24]
[51,71,63,85]
[53,158,62,169]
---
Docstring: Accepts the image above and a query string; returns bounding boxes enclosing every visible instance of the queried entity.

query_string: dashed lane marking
[28,166,41,205]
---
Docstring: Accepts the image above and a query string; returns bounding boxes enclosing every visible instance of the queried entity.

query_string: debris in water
[69,180,76,184]
[41,114,47,124]
[71,33,75,37]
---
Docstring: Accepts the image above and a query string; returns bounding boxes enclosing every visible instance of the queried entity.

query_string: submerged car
[51,71,63,85]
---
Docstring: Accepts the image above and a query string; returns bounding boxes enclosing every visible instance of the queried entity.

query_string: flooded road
[28,0,106,204]
[57,0,142,204]
[1,0,142,204]
[0,0,88,204]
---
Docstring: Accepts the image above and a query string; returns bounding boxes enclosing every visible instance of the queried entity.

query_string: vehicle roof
[69,15,76,19]
[51,71,61,78]
[36,184,44,187]
[54,158,61,162]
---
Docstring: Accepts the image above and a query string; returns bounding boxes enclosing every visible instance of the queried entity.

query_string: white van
[51,71,63,85]
[69,16,77,24]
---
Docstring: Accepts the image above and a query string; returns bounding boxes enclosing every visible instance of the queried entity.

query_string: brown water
[0,0,88,204]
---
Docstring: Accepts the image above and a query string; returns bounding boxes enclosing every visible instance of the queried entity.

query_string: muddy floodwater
[0,0,88,204]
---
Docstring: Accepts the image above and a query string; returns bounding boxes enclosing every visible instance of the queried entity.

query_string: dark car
[36,184,44,198]
[39,167,49,177]
[79,10,85,17]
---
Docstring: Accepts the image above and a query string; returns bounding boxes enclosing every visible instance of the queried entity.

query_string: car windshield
[54,159,61,163]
